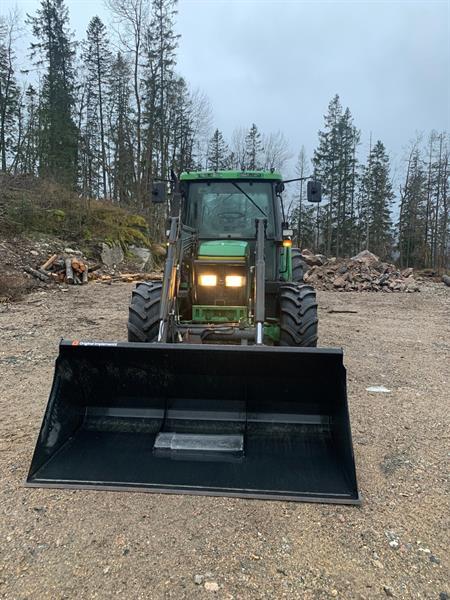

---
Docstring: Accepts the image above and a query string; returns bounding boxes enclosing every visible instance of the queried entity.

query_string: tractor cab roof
[180,170,283,182]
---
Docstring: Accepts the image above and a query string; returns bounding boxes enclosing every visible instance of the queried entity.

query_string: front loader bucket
[26,341,360,504]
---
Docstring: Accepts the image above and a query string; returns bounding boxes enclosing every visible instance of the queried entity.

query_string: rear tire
[291,248,306,282]
[279,283,318,347]
[128,281,162,342]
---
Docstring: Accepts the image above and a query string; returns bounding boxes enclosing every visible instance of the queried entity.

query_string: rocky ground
[0,281,449,599]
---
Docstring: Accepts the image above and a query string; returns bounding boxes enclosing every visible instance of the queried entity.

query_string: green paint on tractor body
[192,305,248,323]
[198,240,249,258]
[180,170,282,181]
[264,322,281,344]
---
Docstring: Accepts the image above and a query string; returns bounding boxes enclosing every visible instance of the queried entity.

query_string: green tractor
[128,170,318,348]
[26,170,360,504]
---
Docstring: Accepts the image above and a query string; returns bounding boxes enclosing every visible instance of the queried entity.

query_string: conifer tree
[145,0,179,180]
[244,123,263,170]
[313,95,359,256]
[27,0,78,185]
[82,16,111,197]
[206,129,229,171]
[397,143,427,267]
[359,140,394,258]
[0,14,20,171]
[15,85,40,174]
[107,52,135,203]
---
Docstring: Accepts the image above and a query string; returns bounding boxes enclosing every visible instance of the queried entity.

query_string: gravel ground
[0,282,449,599]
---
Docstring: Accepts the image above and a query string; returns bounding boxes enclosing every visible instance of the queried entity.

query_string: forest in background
[0,0,448,270]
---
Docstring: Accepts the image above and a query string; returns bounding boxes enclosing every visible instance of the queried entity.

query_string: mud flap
[26,341,360,504]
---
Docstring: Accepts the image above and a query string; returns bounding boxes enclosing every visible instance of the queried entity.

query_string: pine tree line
[0,5,448,268]
[289,95,448,268]
[205,124,291,172]
[1,0,212,208]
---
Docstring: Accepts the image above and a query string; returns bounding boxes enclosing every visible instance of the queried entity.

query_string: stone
[130,246,153,271]
[30,250,39,256]
[383,586,394,597]
[301,252,325,267]
[101,243,124,268]
[372,560,384,569]
[333,276,346,288]
[194,574,204,585]
[351,250,380,267]
[429,554,440,564]
[204,581,219,592]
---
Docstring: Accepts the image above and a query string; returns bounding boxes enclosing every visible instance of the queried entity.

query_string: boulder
[351,250,380,267]
[130,246,153,271]
[101,242,124,268]
[301,252,325,267]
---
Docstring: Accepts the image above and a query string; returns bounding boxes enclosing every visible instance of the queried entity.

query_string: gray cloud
[3,0,449,174]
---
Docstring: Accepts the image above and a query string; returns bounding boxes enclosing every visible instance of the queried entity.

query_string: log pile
[303,250,420,292]
[25,250,162,287]
[25,254,90,285]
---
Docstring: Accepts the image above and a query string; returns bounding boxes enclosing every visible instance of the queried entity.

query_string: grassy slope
[0,174,152,252]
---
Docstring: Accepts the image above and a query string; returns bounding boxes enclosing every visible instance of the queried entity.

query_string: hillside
[0,175,161,301]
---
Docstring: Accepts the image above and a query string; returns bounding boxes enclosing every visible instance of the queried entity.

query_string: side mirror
[307,180,322,203]
[275,182,285,195]
[151,182,167,204]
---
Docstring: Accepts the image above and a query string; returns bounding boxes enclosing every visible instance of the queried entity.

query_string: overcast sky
[3,0,450,177]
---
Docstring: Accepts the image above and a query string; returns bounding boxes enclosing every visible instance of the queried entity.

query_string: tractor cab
[181,174,279,239]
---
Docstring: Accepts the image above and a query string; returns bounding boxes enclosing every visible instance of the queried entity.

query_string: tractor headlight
[198,274,217,286]
[225,275,245,287]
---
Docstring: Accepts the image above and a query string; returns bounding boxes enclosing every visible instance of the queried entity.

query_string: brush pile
[303,250,420,292]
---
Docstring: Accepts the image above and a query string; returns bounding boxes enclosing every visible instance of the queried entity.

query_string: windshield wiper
[231,182,267,217]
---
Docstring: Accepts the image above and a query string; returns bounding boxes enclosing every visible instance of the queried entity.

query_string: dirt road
[0,282,448,599]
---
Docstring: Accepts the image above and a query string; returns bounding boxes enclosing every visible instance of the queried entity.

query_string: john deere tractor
[128,170,320,347]
[26,170,359,504]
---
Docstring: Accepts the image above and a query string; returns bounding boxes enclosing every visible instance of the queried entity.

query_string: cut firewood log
[65,258,74,284]
[82,269,88,284]
[71,258,87,273]
[443,274,450,287]
[41,254,58,271]
[24,266,51,282]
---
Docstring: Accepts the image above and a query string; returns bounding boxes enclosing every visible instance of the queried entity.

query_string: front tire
[128,281,162,342]
[279,283,318,347]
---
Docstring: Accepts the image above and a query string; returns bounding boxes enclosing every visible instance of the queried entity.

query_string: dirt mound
[303,250,420,292]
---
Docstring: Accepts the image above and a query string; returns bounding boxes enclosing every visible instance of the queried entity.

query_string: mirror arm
[282,175,315,185]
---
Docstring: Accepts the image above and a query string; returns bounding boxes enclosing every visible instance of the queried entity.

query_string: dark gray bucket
[26,341,360,504]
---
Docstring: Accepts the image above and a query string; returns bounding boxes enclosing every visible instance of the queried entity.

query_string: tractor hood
[198,240,249,259]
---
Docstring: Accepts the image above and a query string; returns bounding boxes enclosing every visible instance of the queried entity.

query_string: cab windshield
[185,181,275,238]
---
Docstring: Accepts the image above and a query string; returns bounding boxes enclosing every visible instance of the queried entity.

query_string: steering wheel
[215,211,246,220]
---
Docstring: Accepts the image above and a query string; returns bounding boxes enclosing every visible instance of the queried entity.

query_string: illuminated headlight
[225,275,245,287]
[199,274,217,286]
